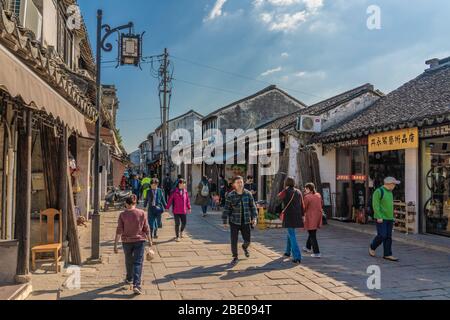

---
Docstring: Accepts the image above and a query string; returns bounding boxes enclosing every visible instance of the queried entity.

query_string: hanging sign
[369,128,419,153]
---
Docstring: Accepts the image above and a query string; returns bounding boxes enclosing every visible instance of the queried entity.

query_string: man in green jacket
[369,177,401,262]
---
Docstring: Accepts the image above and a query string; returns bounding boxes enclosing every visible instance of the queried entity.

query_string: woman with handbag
[278,177,304,264]
[166,179,191,242]
[303,183,323,258]
[146,178,167,239]
[114,195,152,295]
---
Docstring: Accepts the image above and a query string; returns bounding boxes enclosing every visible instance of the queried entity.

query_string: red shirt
[116,208,149,243]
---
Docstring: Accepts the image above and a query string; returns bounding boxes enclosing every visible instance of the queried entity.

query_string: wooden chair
[31,209,62,273]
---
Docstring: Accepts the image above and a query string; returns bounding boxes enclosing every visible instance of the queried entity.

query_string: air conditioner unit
[296,115,322,133]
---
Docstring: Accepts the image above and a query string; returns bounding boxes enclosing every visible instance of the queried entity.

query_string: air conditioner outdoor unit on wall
[296,115,322,133]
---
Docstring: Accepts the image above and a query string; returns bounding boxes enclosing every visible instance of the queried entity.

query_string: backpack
[201,183,210,197]
[367,188,385,219]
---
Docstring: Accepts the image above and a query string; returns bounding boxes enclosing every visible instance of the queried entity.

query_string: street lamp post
[91,9,140,261]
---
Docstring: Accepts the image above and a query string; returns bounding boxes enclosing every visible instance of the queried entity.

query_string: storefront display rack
[394,201,416,234]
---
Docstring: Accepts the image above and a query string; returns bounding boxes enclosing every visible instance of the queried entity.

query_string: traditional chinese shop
[331,128,420,231]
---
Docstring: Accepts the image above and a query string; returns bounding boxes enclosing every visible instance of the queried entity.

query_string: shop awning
[0,44,89,137]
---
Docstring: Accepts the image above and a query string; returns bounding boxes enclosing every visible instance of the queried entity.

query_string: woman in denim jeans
[114,195,152,295]
[146,178,167,239]
[278,177,304,264]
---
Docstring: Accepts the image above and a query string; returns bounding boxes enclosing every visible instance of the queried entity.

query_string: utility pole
[161,48,170,180]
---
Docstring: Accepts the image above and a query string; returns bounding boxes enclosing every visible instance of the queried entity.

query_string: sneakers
[292,259,302,264]
[283,253,291,258]
[153,234,158,239]
[230,257,239,266]
[303,247,313,254]
[133,286,143,295]
[176,237,181,242]
[242,245,250,258]
[369,247,376,257]
[311,253,322,259]
[180,232,184,239]
[384,256,399,262]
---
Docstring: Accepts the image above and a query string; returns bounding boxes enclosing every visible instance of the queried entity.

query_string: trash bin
[0,240,19,284]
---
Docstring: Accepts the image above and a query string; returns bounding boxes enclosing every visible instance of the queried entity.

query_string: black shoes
[242,245,250,258]
[230,258,239,266]
[292,259,302,264]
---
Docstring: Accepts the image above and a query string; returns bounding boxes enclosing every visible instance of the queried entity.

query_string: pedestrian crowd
[114,171,401,295]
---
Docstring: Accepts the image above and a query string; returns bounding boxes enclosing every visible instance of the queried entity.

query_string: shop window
[422,139,450,237]
[369,151,405,202]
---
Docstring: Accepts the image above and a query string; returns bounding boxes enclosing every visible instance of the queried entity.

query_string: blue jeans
[285,228,302,261]
[123,241,145,288]
[149,207,163,236]
[371,220,394,257]
[201,205,208,214]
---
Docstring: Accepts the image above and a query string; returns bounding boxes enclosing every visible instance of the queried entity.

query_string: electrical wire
[170,54,323,99]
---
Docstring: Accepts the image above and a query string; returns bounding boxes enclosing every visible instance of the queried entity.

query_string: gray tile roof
[316,61,450,143]
[259,83,380,131]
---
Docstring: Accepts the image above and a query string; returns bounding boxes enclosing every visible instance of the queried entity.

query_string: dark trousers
[123,241,145,288]
[149,207,163,237]
[306,230,320,254]
[371,220,394,257]
[174,214,187,238]
[230,223,251,258]
[201,205,208,214]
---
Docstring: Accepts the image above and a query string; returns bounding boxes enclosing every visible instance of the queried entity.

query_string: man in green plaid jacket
[222,176,258,266]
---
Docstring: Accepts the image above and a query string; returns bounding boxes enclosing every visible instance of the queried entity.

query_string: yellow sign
[369,128,419,153]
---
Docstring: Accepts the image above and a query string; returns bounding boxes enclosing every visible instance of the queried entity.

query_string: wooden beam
[59,126,69,265]
[15,110,32,280]
[67,162,82,265]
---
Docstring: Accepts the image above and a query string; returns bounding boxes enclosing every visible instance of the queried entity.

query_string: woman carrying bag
[278,177,304,264]
[195,176,210,217]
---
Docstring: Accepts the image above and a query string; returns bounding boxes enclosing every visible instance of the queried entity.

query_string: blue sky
[78,0,450,152]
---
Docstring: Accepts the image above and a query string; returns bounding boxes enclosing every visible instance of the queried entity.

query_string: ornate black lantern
[120,33,142,66]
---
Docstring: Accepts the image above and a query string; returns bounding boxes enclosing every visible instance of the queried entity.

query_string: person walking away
[219,175,227,208]
[166,179,191,242]
[278,177,304,264]
[222,176,258,266]
[369,177,401,262]
[141,175,152,208]
[303,183,323,258]
[208,178,218,210]
[114,195,152,295]
[245,176,258,201]
[163,174,172,202]
[131,175,141,202]
[146,178,167,239]
[196,176,210,217]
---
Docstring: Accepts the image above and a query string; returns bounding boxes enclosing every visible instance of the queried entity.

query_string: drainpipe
[4,113,17,240]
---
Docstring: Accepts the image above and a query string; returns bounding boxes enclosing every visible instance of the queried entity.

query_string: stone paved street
[28,206,450,300]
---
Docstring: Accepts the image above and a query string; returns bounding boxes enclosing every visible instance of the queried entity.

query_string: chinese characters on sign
[369,128,419,153]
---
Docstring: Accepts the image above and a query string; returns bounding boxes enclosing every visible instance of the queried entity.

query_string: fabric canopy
[0,44,89,137]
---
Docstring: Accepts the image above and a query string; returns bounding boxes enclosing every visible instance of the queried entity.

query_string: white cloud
[268,0,302,6]
[269,11,307,32]
[281,52,289,58]
[261,67,283,76]
[303,0,324,12]
[294,70,327,79]
[254,0,325,32]
[204,0,228,22]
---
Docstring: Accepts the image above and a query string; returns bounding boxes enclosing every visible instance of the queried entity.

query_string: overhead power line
[170,54,323,100]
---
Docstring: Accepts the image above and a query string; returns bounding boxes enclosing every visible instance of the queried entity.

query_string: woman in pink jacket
[303,183,323,258]
[166,179,191,242]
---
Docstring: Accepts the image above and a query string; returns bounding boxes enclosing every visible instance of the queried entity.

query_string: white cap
[384,177,401,185]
